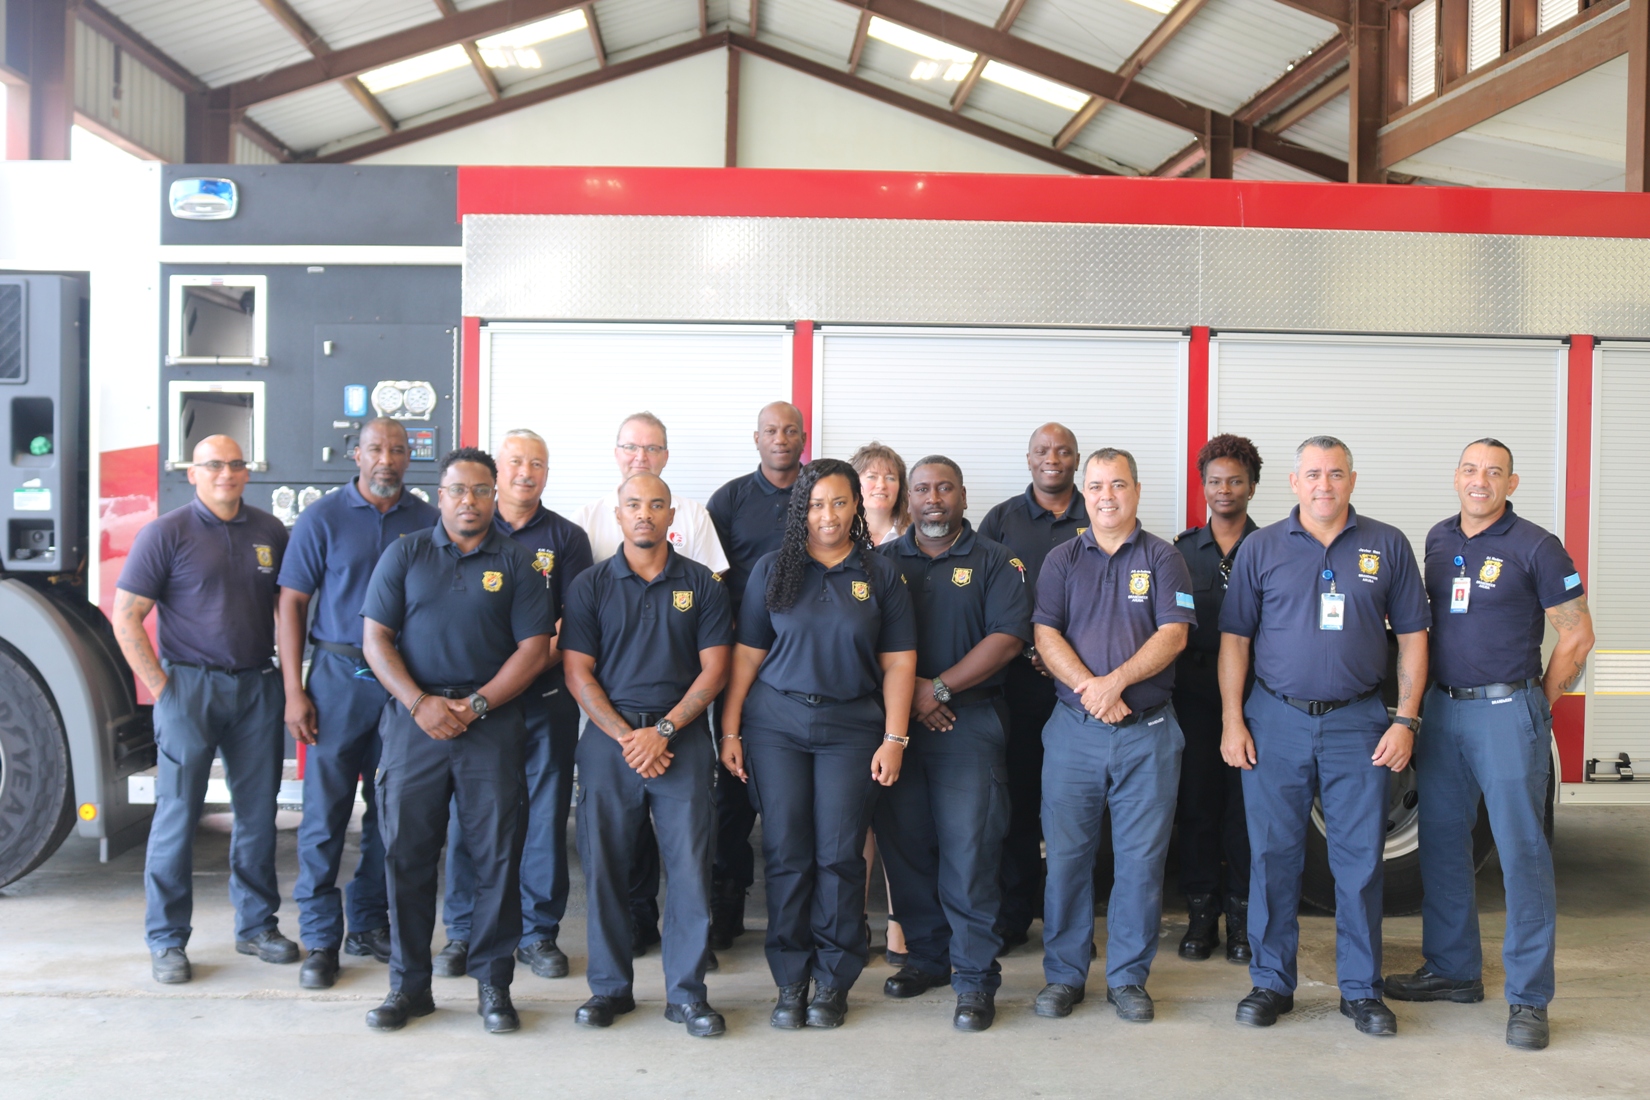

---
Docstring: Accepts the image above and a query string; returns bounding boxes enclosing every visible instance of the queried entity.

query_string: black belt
[620,710,665,728]
[313,639,366,663]
[431,684,481,699]
[1438,677,1541,701]
[947,686,1003,708]
[1258,679,1379,717]
[167,659,271,675]
[781,690,863,708]
[1112,701,1170,728]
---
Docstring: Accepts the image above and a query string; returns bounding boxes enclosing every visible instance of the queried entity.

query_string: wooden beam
[1348,0,1386,181]
[226,0,595,110]
[699,0,709,37]
[1236,119,1349,179]
[341,77,397,133]
[1235,37,1348,124]
[731,33,1117,173]
[10,0,75,159]
[847,10,872,73]
[1508,0,1541,50]
[1630,0,1650,189]
[726,46,740,167]
[1267,68,1348,131]
[1055,0,1214,146]
[432,1,502,101]
[750,0,760,35]
[75,0,208,94]
[1378,0,1629,166]
[585,4,608,66]
[1205,109,1234,177]
[951,0,1030,112]
[233,114,296,161]
[254,0,396,134]
[1052,98,1102,150]
[1439,0,1469,86]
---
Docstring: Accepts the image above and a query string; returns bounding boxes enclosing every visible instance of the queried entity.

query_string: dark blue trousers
[443,672,578,947]
[1041,700,1183,989]
[997,659,1054,937]
[1243,688,1388,1000]
[743,682,883,990]
[1173,658,1250,904]
[875,700,1009,993]
[577,715,716,1004]
[144,662,285,950]
[293,648,389,950]
[1417,685,1557,1007]
[377,698,526,995]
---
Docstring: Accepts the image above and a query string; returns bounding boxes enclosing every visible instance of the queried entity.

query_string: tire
[0,640,76,888]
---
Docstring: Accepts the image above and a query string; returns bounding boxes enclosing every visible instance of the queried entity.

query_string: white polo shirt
[574,490,730,573]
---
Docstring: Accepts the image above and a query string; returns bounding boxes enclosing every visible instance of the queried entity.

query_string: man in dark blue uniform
[704,400,807,948]
[278,417,437,989]
[113,434,296,984]
[1030,447,1194,1025]
[1219,435,1428,1038]
[562,473,733,1037]
[434,429,593,985]
[976,422,1087,952]
[877,457,1031,1031]
[360,447,551,1033]
[1385,438,1593,1051]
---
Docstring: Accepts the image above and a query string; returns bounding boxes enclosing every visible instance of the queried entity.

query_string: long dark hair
[765,458,871,613]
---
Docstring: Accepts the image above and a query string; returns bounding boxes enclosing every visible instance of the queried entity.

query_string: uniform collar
[1286,504,1358,537]
[808,544,866,574]
[1021,483,1081,521]
[611,543,687,583]
[752,467,794,496]
[431,521,503,556]
[892,520,976,560]
[1079,520,1142,554]
[1189,514,1259,549]
[1451,502,1519,539]
[494,501,549,536]
[189,496,247,526]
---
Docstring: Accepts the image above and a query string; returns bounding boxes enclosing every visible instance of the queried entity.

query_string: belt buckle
[1307,700,1331,717]
[805,694,824,707]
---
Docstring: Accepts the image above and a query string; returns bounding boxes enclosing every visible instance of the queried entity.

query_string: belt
[430,684,481,699]
[947,686,1003,708]
[620,710,665,728]
[1438,677,1541,701]
[312,639,366,663]
[1111,701,1170,729]
[780,690,867,708]
[167,659,271,675]
[1258,679,1379,718]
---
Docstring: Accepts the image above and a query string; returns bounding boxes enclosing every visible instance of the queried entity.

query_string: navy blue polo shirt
[277,481,438,647]
[117,497,288,669]
[561,547,733,713]
[1033,523,1196,713]
[360,524,552,689]
[976,484,1090,595]
[494,503,594,631]
[739,546,918,700]
[708,468,794,614]
[1220,505,1429,701]
[881,522,1032,685]
[1175,517,1259,658]
[1425,503,1583,688]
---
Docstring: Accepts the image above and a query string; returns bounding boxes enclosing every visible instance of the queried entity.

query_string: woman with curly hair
[720,458,918,1030]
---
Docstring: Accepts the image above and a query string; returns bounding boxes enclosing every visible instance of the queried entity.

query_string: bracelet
[720,735,741,742]
[409,691,429,716]
[884,733,910,747]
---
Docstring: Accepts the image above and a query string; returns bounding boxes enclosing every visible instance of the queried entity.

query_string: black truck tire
[0,640,76,888]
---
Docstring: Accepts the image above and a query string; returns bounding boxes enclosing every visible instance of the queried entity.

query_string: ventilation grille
[0,284,23,382]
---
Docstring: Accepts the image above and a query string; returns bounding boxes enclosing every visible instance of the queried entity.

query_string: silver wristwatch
[656,717,677,740]
[932,676,953,703]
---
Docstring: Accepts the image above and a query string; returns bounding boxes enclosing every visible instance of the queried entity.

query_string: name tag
[1320,591,1346,631]
[1449,575,1471,614]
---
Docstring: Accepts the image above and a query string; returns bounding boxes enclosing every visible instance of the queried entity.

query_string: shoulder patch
[1564,572,1581,590]
[711,571,724,583]
[1176,591,1195,609]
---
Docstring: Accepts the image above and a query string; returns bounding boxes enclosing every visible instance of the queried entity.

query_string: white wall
[360,48,1072,175]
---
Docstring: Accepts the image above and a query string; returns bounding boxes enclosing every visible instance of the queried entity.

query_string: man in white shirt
[574,412,729,574]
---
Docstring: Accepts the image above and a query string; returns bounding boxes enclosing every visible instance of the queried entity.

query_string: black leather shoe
[1235,987,1293,1027]
[236,928,300,964]
[1383,967,1485,1003]
[994,926,1030,957]
[1178,894,1220,961]
[300,948,339,989]
[953,991,996,1032]
[710,881,747,951]
[806,985,849,1028]
[344,926,392,963]
[665,1001,727,1037]
[432,939,469,978]
[884,965,949,999]
[1034,983,1085,1018]
[771,981,809,1029]
[575,993,636,1028]
[1341,997,1397,1036]
[1224,897,1251,965]
[1106,984,1155,1022]
[151,947,191,985]
[366,988,435,1031]
[516,938,570,979]
[1507,1004,1549,1050]
[478,983,519,1033]
[632,922,661,957]
[706,950,719,972]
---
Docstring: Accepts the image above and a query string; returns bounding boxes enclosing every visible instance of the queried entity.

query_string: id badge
[1449,576,1471,614]
[1319,591,1346,631]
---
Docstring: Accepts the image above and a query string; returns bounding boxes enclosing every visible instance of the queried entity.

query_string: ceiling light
[1124,0,1179,12]
[359,44,469,93]
[476,10,588,51]
[480,47,544,69]
[867,16,976,65]
[980,60,1087,111]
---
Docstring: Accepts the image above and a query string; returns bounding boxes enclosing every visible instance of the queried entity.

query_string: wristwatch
[467,692,489,718]
[932,676,953,703]
[1392,715,1420,733]
[884,733,910,747]
[655,717,677,741]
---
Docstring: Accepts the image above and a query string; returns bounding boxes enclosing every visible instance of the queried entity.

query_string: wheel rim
[1311,766,1421,861]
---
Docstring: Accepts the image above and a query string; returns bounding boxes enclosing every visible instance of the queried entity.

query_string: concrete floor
[3,803,1648,1100]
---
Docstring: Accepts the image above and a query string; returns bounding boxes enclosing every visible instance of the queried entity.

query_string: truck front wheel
[0,640,76,887]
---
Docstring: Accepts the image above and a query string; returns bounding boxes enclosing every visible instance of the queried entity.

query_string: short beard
[631,535,659,549]
[918,520,952,539]
[366,474,401,499]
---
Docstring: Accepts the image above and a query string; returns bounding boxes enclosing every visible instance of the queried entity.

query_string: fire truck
[0,161,1644,917]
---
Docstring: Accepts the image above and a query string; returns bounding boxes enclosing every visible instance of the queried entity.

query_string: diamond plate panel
[464,215,1650,335]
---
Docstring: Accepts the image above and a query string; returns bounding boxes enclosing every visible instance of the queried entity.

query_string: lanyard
[1322,567,1336,594]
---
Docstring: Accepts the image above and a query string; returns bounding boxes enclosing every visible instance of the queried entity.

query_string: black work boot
[710,880,747,951]
[478,983,520,1033]
[1178,893,1220,960]
[1224,895,1251,964]
[771,980,810,1029]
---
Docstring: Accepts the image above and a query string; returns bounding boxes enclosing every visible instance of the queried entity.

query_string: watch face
[468,694,488,716]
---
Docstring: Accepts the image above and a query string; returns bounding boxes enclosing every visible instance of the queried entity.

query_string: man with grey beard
[278,417,439,988]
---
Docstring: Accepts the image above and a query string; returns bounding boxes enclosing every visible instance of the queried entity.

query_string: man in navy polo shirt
[877,457,1031,1031]
[278,417,437,989]
[705,400,807,948]
[360,447,551,1034]
[1385,438,1593,1051]
[977,423,1088,952]
[562,473,733,1038]
[1219,435,1428,1038]
[1030,447,1194,1025]
[113,434,295,984]
[435,429,593,985]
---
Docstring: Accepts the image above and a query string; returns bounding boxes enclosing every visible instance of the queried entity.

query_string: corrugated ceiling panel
[596,0,700,53]
[759,0,863,65]
[75,19,186,161]
[1139,0,1336,113]
[855,39,961,110]
[244,80,380,153]
[1281,87,1347,158]
[374,63,491,122]
[1010,0,1159,76]
[493,31,599,89]
[99,0,315,87]
[1066,100,1193,174]
[960,77,1078,141]
[1232,149,1322,182]
[918,0,1011,27]
[233,131,280,165]
[287,0,440,51]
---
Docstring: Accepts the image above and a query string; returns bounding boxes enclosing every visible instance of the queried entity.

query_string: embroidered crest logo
[673,590,693,612]
[534,550,555,577]
[482,571,503,593]
[711,572,724,583]
[851,580,870,601]
[1076,527,1089,536]
[1129,571,1151,597]
[952,567,973,587]
[1479,558,1502,584]
[1358,552,1381,576]
[254,544,273,569]
[1009,557,1026,575]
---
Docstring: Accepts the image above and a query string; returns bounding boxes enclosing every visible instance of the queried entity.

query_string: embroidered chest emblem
[1479,558,1502,584]
[1128,570,1151,597]
[534,550,555,577]
[952,567,973,587]
[850,580,870,601]
[673,590,693,611]
[254,544,273,569]
[482,570,503,593]
[1358,552,1381,576]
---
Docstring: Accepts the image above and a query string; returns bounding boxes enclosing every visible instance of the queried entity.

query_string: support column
[1630,0,1650,191]
[1204,111,1234,179]
[1349,0,1388,184]
[6,0,74,160]
[185,93,233,163]
[725,46,740,168]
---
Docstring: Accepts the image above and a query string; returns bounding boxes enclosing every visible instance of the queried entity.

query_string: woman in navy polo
[720,458,918,1030]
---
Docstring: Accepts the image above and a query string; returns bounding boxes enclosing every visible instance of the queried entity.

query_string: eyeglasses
[193,460,248,473]
[617,443,667,457]
[440,484,495,501]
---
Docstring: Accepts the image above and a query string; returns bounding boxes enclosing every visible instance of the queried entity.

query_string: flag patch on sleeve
[1175,592,1195,609]
[1564,573,1581,590]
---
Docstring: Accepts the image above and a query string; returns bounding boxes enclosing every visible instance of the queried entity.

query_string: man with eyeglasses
[113,434,296,984]
[278,417,438,990]
[360,447,552,1033]
[435,429,593,986]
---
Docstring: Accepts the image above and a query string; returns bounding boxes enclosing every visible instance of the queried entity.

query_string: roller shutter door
[479,323,791,519]
[814,327,1187,536]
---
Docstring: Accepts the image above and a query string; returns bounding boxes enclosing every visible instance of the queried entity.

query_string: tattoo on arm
[113,590,166,696]
[1396,665,1414,710]
[1546,594,1588,632]
[577,681,632,740]
[676,685,717,727]
[1555,656,1587,694]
